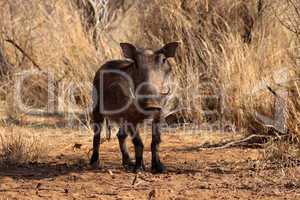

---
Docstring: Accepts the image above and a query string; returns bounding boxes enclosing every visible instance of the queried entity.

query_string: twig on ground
[199,134,273,150]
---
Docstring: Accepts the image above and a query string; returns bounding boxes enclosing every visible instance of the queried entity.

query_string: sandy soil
[0,125,300,200]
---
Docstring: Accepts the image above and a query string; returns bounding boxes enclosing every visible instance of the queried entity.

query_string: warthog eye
[156,54,166,64]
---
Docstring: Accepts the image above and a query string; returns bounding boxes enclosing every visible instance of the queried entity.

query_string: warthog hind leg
[129,125,145,172]
[117,127,134,170]
[90,107,104,168]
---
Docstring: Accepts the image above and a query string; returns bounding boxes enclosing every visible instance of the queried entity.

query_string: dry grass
[0,0,97,122]
[0,0,299,163]
[263,139,300,168]
[0,127,48,166]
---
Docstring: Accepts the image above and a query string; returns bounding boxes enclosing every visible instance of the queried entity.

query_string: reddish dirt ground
[0,127,300,200]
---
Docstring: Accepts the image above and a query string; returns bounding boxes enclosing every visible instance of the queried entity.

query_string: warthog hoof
[134,163,146,173]
[151,162,166,174]
[122,159,135,171]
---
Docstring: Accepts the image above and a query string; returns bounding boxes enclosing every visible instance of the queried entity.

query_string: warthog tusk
[161,86,171,96]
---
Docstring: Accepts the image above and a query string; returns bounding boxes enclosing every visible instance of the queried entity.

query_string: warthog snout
[142,99,162,112]
[135,82,164,113]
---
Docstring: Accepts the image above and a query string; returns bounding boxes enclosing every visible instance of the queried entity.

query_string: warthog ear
[120,43,136,59]
[156,42,180,58]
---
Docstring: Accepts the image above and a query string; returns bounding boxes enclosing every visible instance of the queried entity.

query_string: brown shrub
[0,128,48,166]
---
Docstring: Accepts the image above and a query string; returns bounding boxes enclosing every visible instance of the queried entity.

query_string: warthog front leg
[129,125,145,172]
[151,121,166,173]
[90,108,104,168]
[117,127,134,170]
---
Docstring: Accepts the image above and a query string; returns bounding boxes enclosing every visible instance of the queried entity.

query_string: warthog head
[119,42,179,114]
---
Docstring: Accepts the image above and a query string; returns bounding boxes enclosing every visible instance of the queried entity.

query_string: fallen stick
[199,134,273,150]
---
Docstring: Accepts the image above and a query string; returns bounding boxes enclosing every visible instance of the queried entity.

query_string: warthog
[90,42,179,173]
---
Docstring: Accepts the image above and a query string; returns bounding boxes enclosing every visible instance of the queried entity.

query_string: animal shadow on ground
[0,158,122,181]
[0,152,254,181]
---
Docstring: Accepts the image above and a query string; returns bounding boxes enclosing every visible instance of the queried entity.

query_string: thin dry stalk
[0,129,48,166]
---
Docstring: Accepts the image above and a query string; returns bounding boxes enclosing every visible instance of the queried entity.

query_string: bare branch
[5,39,42,71]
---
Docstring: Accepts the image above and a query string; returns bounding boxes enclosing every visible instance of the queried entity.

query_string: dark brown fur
[90,42,179,173]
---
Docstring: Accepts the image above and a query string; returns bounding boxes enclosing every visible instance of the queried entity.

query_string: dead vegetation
[0,0,299,166]
[0,128,47,166]
[263,139,300,168]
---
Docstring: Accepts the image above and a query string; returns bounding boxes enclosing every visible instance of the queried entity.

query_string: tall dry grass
[0,0,98,122]
[0,0,299,141]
